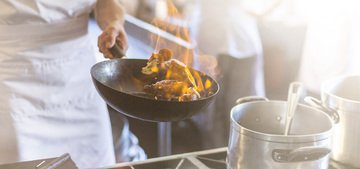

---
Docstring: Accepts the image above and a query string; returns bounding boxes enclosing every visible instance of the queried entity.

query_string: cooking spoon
[284,82,303,136]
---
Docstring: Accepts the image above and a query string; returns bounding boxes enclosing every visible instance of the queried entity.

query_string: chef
[188,0,265,148]
[0,0,143,168]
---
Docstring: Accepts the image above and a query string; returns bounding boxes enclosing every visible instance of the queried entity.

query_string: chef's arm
[95,0,128,59]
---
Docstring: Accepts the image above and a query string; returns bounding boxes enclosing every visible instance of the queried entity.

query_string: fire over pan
[90,56,219,122]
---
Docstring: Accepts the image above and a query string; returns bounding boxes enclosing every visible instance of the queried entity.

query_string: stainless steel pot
[227,96,336,169]
[307,75,360,168]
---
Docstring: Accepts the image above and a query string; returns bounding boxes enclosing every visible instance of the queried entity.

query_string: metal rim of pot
[321,75,360,111]
[230,96,336,143]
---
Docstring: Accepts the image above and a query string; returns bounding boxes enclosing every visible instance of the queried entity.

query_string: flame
[151,0,193,65]
[144,0,218,101]
[205,79,212,89]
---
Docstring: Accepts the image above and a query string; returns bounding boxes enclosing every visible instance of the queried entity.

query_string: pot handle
[272,146,331,163]
[235,96,269,105]
[304,96,340,124]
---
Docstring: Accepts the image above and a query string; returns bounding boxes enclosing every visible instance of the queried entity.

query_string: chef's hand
[98,21,128,59]
[95,0,127,58]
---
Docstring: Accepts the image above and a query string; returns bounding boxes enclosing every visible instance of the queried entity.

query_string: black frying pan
[90,47,219,122]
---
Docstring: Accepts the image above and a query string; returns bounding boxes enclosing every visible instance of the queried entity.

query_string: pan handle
[304,96,340,124]
[272,146,331,163]
[110,43,126,58]
[235,96,269,105]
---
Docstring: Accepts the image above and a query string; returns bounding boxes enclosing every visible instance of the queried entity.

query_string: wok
[90,58,219,122]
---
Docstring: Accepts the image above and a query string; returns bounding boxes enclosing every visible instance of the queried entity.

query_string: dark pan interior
[92,59,151,94]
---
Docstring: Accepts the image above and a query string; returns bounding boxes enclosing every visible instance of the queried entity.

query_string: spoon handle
[284,82,303,136]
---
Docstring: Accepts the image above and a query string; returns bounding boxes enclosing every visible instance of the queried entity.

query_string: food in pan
[141,48,201,101]
[144,80,200,101]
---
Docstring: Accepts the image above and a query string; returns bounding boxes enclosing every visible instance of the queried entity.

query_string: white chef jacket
[189,0,263,59]
[0,0,115,168]
[188,0,265,95]
[187,0,265,148]
[298,2,360,94]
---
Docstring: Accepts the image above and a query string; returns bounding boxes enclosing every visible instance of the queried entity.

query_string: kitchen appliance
[104,147,228,169]
[0,148,352,169]
[100,147,354,169]
[306,75,360,168]
[227,96,337,169]
[0,153,78,169]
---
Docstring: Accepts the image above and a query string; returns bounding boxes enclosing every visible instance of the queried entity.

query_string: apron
[0,0,115,168]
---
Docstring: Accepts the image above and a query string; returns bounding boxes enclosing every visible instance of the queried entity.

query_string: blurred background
[90,0,360,158]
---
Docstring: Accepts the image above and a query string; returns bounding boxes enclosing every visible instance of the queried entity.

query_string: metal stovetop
[103,147,227,169]
[103,147,355,169]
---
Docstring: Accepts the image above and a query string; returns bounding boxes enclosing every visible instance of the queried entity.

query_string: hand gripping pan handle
[110,43,126,58]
